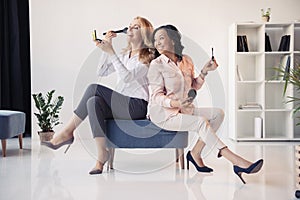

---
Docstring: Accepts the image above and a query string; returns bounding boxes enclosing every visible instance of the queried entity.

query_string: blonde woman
[42,16,155,175]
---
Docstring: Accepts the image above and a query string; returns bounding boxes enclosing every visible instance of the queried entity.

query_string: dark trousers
[74,84,148,137]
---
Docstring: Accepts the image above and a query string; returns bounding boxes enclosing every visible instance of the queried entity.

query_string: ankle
[241,160,252,168]
[190,150,199,158]
[234,159,252,168]
[51,132,73,144]
[217,146,228,158]
[189,150,205,167]
[95,161,104,168]
[62,130,74,138]
[98,150,109,163]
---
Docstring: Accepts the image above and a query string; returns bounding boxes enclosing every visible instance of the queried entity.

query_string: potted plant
[261,8,271,22]
[32,90,64,142]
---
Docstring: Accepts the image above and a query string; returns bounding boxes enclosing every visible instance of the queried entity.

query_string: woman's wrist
[170,100,179,108]
[201,69,208,76]
[200,69,208,79]
[199,73,205,80]
[107,49,116,56]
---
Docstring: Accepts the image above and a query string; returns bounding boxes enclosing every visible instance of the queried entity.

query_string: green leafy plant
[274,61,300,126]
[261,8,271,17]
[32,90,64,132]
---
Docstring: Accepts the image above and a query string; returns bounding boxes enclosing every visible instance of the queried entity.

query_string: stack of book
[239,103,262,110]
[237,35,249,52]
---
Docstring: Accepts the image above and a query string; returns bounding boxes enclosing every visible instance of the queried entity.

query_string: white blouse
[97,52,149,102]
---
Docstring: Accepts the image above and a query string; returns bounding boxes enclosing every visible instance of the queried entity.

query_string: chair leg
[1,139,6,157]
[18,134,23,149]
[108,148,115,170]
[175,149,179,163]
[177,148,185,169]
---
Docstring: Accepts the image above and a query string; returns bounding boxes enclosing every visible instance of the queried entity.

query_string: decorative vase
[262,16,270,22]
[38,131,54,142]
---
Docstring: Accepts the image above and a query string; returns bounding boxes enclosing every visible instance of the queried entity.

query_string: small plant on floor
[32,90,64,141]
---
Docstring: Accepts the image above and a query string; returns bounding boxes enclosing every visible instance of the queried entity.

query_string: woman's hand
[96,40,116,55]
[201,59,219,74]
[103,30,117,44]
[170,98,193,109]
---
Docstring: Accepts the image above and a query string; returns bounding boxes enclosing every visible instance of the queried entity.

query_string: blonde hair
[123,16,155,64]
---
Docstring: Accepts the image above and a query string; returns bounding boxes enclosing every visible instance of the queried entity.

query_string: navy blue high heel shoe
[233,159,264,184]
[186,151,213,173]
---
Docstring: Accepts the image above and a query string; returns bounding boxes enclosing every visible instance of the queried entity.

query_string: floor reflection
[19,139,298,200]
[186,172,212,200]
[32,146,74,200]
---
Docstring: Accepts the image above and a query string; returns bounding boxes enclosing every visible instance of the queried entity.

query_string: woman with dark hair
[147,25,263,183]
[42,16,155,175]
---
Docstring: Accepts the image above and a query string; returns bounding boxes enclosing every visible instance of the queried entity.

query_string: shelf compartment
[265,83,293,109]
[236,54,264,81]
[236,24,264,52]
[265,54,291,81]
[265,111,293,139]
[265,23,293,52]
[236,111,264,139]
[236,82,264,110]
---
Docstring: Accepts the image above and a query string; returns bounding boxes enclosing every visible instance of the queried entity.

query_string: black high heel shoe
[233,159,264,184]
[186,151,213,173]
[41,137,74,154]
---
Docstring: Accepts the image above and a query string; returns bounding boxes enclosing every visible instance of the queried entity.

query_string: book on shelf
[274,55,290,80]
[237,36,243,52]
[265,33,272,52]
[278,35,290,51]
[237,35,249,52]
[283,55,291,80]
[239,103,262,110]
[236,65,244,81]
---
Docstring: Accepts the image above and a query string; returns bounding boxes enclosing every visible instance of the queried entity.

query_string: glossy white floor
[0,137,299,200]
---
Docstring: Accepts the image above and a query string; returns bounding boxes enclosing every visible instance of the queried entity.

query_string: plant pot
[262,16,270,22]
[38,131,54,142]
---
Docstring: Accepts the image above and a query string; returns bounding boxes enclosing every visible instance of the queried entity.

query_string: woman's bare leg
[50,114,82,145]
[191,140,206,167]
[91,137,109,171]
[219,147,252,168]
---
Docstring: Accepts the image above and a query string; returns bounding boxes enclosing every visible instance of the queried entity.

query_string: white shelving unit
[229,22,300,141]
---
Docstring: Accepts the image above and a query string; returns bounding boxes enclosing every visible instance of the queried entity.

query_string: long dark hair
[152,24,184,61]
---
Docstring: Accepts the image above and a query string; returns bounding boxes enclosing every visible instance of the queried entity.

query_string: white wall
[30,0,300,139]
